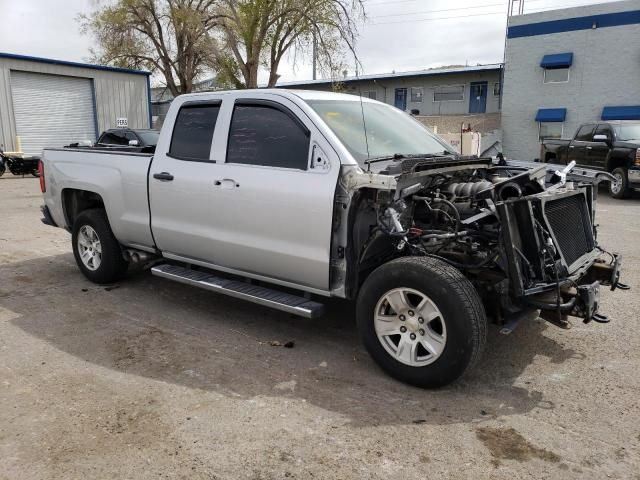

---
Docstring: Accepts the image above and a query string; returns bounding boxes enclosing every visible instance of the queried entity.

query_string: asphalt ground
[0,175,638,479]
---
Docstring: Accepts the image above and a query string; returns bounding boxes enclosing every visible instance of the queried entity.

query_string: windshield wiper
[364,152,454,165]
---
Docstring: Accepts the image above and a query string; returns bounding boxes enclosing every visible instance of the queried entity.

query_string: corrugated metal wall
[0,56,150,153]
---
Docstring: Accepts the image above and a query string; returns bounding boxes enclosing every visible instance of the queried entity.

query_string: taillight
[38,160,46,192]
[635,149,640,166]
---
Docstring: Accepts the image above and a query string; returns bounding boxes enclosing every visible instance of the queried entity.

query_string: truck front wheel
[72,208,129,284]
[609,167,630,199]
[356,256,487,388]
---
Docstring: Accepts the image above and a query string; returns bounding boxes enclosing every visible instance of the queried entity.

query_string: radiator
[544,193,595,269]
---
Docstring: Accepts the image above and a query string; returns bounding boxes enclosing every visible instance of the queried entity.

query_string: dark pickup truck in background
[66,128,159,154]
[541,121,640,198]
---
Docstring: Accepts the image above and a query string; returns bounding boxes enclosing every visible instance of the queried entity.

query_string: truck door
[568,124,595,166]
[586,124,612,170]
[149,100,227,262]
[203,96,340,292]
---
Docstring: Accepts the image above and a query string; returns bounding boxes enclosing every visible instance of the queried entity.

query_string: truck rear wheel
[609,167,630,199]
[72,208,129,284]
[356,256,487,388]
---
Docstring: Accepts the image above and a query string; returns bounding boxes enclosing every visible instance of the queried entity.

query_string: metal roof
[276,63,503,87]
[0,52,151,76]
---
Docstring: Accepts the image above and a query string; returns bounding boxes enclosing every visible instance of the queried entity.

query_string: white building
[0,52,152,155]
[502,0,640,160]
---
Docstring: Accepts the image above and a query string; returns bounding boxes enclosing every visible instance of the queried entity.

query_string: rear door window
[226,103,310,170]
[574,125,595,141]
[169,103,220,161]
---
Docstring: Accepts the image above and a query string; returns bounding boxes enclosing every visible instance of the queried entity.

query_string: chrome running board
[151,264,325,319]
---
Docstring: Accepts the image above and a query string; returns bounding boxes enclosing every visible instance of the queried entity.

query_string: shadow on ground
[1,253,581,427]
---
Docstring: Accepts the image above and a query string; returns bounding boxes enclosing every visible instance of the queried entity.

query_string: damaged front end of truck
[337,156,628,332]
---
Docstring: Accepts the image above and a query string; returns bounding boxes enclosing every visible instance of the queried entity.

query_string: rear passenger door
[569,124,595,166]
[206,96,340,292]
[149,100,225,262]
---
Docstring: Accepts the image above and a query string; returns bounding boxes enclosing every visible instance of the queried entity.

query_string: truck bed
[42,148,155,249]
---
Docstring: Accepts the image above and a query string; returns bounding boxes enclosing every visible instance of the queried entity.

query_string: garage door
[10,71,96,155]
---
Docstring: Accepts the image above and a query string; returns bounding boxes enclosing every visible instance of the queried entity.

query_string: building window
[493,82,501,96]
[410,87,424,103]
[362,91,377,100]
[543,67,570,84]
[539,122,563,140]
[433,85,464,102]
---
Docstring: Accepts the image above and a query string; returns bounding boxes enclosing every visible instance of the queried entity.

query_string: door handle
[569,145,575,149]
[586,146,593,150]
[153,172,174,181]
[214,178,239,188]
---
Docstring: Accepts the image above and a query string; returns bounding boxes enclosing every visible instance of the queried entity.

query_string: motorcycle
[0,148,40,177]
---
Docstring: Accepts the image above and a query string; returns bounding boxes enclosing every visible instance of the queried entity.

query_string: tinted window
[575,125,595,141]
[170,104,220,160]
[100,130,129,145]
[135,130,160,146]
[594,125,612,140]
[226,104,310,170]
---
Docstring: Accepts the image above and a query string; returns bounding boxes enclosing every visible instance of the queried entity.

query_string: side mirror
[593,134,609,143]
[128,139,140,146]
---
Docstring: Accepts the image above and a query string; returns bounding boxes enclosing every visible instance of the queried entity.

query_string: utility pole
[312,34,317,80]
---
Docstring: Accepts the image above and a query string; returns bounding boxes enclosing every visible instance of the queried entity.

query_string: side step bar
[151,264,325,319]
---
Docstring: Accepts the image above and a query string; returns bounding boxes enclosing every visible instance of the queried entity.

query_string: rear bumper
[40,204,58,227]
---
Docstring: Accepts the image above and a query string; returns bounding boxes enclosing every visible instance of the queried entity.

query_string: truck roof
[174,88,377,103]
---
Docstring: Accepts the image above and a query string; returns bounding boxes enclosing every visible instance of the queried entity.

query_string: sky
[0,0,626,86]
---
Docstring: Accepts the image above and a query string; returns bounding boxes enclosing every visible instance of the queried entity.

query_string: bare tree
[80,0,221,96]
[212,0,364,89]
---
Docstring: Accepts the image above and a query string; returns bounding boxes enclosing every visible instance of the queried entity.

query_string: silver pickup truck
[40,89,626,388]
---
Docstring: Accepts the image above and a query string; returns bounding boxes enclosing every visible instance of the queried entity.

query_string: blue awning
[601,106,640,121]
[536,108,567,122]
[540,53,573,68]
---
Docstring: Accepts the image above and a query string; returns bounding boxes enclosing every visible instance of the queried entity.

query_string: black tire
[356,256,487,388]
[0,164,5,176]
[609,167,630,199]
[72,208,128,284]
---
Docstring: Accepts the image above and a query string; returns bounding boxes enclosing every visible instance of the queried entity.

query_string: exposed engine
[352,156,626,328]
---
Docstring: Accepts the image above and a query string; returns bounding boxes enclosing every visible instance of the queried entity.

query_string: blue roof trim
[536,108,567,122]
[508,10,640,39]
[0,52,151,76]
[541,53,573,68]
[602,106,640,121]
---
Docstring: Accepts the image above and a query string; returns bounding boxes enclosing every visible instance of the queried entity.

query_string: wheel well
[62,189,105,228]
[607,157,627,172]
[344,188,395,299]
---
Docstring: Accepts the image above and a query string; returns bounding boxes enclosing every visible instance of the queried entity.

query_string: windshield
[614,124,640,141]
[135,130,160,145]
[305,99,454,162]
